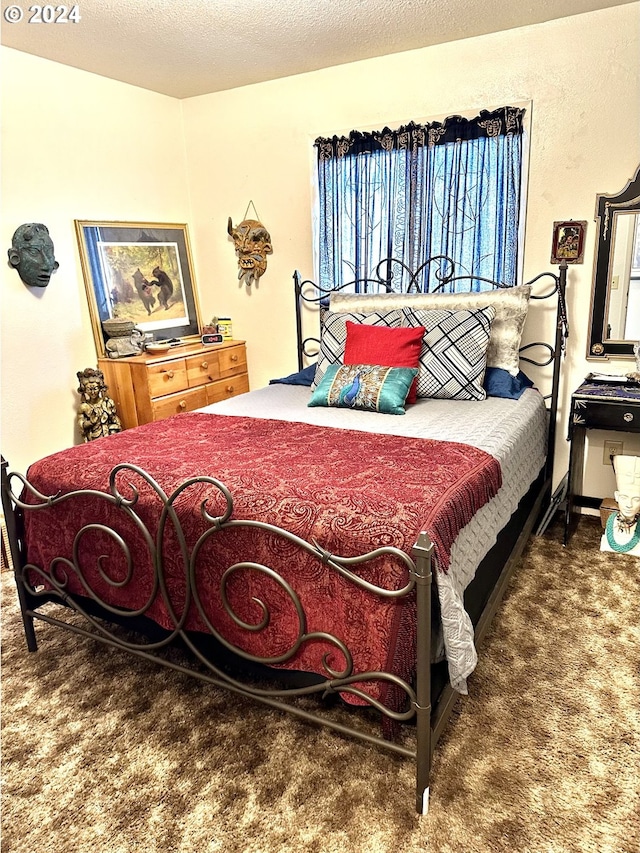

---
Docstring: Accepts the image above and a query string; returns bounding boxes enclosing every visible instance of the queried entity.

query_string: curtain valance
[315,106,525,161]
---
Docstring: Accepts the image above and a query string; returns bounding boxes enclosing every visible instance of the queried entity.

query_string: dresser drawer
[219,345,247,377]
[574,399,640,431]
[206,374,250,405]
[152,386,207,421]
[147,360,189,397]
[186,352,221,386]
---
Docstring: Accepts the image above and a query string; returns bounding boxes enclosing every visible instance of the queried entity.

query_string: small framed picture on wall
[550,220,587,264]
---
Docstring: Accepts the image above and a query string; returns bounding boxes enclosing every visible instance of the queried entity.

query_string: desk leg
[564,424,585,545]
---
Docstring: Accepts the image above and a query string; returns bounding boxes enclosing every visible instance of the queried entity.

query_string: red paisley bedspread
[22,412,501,703]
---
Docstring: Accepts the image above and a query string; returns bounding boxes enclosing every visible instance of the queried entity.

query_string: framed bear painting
[75,220,203,357]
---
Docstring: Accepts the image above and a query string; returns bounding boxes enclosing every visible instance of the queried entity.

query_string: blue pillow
[483,367,533,400]
[272,363,532,400]
[269,364,316,386]
[308,364,418,415]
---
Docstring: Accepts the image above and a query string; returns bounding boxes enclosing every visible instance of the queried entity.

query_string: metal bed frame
[1,257,568,815]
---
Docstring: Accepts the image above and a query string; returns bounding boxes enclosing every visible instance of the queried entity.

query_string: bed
[1,257,568,814]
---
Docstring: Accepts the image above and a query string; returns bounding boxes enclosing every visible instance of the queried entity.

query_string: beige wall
[183,2,640,499]
[2,3,640,504]
[1,49,191,474]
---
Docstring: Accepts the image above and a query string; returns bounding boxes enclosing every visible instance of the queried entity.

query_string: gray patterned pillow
[330,285,530,376]
[402,306,496,400]
[312,310,402,388]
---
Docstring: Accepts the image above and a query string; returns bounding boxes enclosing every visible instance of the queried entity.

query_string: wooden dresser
[98,340,249,429]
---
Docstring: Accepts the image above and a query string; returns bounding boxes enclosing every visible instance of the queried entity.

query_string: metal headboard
[293,256,569,483]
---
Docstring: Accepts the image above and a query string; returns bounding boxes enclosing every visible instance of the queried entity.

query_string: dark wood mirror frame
[587,163,640,360]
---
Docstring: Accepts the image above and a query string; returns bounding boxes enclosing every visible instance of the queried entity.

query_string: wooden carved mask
[227,217,273,286]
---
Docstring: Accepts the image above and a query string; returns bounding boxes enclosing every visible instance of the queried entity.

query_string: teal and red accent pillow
[343,321,424,403]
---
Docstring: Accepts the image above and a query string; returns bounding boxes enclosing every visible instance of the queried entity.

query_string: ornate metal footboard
[1,458,435,814]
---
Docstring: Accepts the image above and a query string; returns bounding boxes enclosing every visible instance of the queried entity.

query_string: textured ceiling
[1,0,636,98]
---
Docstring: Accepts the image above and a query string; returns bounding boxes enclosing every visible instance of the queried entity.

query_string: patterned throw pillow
[312,310,402,388]
[402,306,496,400]
[308,364,418,415]
[330,285,530,376]
[343,322,425,403]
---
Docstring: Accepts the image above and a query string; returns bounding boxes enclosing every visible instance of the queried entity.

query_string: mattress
[201,384,548,692]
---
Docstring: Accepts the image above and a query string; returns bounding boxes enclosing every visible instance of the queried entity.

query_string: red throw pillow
[343,321,424,403]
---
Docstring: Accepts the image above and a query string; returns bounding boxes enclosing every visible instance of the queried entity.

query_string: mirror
[588,163,640,360]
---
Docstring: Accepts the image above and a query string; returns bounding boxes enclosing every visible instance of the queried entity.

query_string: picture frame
[550,220,587,265]
[75,221,203,357]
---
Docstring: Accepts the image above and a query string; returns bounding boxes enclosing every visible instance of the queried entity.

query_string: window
[314,106,526,292]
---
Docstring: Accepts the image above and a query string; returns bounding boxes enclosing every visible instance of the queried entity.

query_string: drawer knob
[167,370,174,380]
[624,412,634,423]
[226,385,234,393]
[230,354,238,362]
[179,400,187,409]
[201,361,208,369]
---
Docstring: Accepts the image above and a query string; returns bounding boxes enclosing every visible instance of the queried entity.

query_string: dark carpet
[1,518,638,852]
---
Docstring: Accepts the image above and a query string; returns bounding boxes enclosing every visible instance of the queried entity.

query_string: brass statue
[227,217,272,286]
[76,368,122,442]
[8,223,59,288]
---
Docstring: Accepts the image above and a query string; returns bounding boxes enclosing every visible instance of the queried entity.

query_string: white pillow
[330,285,531,376]
[312,310,402,388]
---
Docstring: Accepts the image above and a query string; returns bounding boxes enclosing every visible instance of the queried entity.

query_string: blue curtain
[315,107,525,292]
